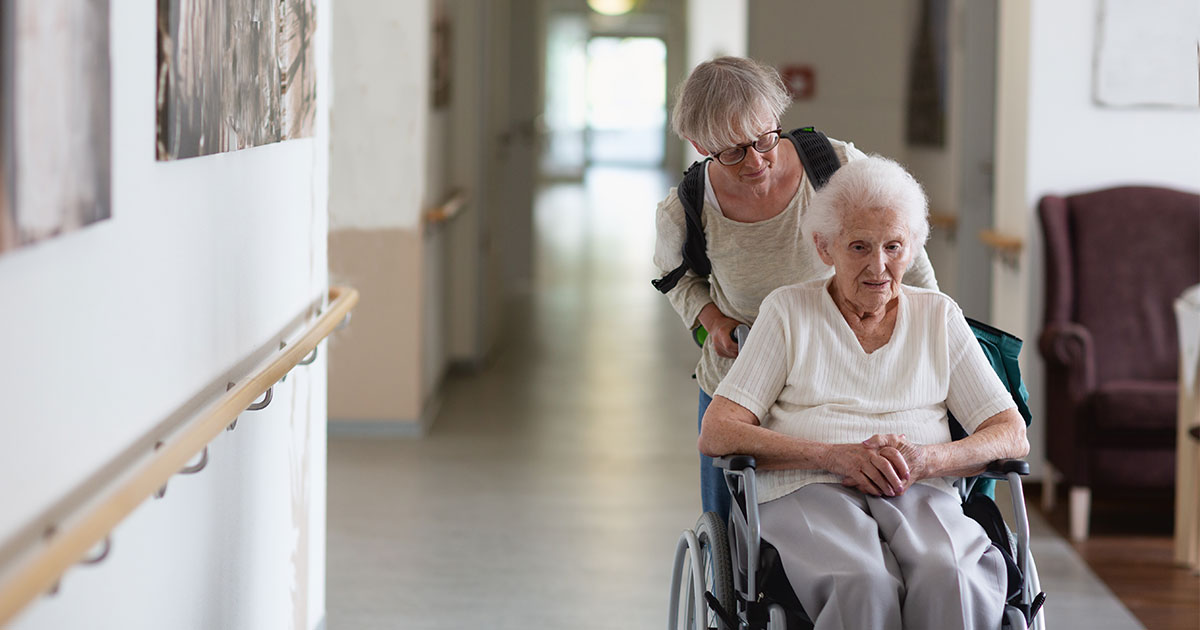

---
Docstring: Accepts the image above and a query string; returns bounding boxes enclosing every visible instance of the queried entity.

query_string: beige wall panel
[328,228,422,423]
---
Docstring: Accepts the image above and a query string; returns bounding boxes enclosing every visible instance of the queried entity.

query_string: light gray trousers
[759,483,1006,630]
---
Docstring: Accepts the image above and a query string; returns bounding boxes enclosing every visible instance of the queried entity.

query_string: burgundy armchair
[1038,186,1200,541]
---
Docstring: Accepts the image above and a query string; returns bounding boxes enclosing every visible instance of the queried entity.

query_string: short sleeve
[713,292,791,421]
[944,308,1016,433]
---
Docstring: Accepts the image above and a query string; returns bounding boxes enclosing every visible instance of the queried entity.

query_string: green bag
[963,317,1032,427]
[952,317,1033,498]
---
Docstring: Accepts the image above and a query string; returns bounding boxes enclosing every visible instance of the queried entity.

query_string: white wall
[1,3,331,628]
[678,0,748,167]
[748,0,912,160]
[686,0,746,70]
[329,3,428,232]
[993,0,1200,478]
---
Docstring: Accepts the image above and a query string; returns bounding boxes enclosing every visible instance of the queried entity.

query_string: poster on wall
[1093,0,1200,108]
[156,0,316,160]
[1,0,112,257]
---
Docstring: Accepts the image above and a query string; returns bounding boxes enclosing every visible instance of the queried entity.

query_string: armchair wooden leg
[1042,462,1058,512]
[1069,486,1091,542]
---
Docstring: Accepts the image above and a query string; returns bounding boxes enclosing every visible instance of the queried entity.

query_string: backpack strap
[652,158,711,294]
[785,126,841,190]
[651,128,841,294]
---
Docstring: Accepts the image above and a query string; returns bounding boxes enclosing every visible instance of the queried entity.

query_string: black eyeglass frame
[714,128,784,166]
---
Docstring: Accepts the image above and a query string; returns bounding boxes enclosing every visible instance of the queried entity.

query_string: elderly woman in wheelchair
[695,156,1030,629]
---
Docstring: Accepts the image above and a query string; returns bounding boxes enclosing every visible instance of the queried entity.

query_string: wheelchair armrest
[713,455,757,471]
[978,458,1030,479]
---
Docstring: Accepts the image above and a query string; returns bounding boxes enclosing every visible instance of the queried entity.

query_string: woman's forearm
[924,408,1029,479]
[698,396,831,471]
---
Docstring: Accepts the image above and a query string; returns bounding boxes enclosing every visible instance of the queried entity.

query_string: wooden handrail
[929,211,958,231]
[423,188,469,225]
[0,286,359,625]
[978,229,1023,254]
[978,229,1024,268]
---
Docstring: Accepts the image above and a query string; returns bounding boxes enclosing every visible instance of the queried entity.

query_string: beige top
[652,138,939,395]
[715,280,1014,502]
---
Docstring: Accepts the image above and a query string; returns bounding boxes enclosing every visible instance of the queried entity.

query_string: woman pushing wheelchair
[697,155,1029,629]
[652,56,939,526]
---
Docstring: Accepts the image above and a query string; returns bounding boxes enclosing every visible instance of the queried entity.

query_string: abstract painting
[156,0,316,160]
[1,0,112,256]
[279,0,317,138]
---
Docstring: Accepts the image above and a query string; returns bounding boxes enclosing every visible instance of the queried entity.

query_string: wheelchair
[668,323,1048,630]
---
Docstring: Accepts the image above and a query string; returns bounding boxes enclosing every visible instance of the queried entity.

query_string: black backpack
[652,127,843,294]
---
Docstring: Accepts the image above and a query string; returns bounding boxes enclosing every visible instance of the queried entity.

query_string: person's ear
[687,138,710,157]
[814,234,835,266]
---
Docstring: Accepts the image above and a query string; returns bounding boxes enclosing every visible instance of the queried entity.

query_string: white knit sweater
[714,279,1015,503]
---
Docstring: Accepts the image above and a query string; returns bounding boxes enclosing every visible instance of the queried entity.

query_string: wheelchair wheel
[683,512,735,630]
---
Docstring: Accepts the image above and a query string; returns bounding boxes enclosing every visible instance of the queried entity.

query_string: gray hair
[802,156,930,258]
[671,56,792,154]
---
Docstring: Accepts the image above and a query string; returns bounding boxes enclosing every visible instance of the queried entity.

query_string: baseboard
[328,391,442,438]
[328,420,426,437]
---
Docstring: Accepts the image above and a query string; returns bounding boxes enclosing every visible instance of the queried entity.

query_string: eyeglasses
[714,128,783,166]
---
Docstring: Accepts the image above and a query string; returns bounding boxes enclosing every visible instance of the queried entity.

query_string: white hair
[671,56,792,154]
[802,156,930,259]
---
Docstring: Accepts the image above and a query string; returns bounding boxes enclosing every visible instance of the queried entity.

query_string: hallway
[326,168,1146,629]
[328,166,701,628]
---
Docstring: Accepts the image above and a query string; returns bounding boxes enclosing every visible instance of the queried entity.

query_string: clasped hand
[831,434,929,497]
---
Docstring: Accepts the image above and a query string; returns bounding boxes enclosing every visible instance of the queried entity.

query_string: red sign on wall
[781,65,816,100]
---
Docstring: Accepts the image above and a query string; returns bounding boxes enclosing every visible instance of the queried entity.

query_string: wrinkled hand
[856,434,932,496]
[826,440,909,497]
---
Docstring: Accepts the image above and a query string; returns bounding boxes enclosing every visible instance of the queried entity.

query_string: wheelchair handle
[734,324,749,351]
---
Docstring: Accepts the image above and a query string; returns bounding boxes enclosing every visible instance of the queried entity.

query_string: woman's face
[816,206,914,314]
[707,123,781,187]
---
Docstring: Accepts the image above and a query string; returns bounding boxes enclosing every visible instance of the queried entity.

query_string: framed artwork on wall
[1093,0,1199,108]
[156,0,317,160]
[1,0,112,257]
